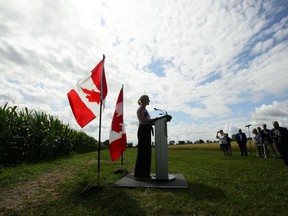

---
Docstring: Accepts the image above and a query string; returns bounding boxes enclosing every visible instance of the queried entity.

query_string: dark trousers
[277,143,288,166]
[238,142,248,156]
[134,125,152,178]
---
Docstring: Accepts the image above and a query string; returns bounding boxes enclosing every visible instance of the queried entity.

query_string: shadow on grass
[76,186,146,216]
[184,182,227,200]
[74,182,226,215]
[10,178,226,215]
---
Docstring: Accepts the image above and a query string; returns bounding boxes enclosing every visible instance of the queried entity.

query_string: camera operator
[216,130,230,159]
[271,121,288,166]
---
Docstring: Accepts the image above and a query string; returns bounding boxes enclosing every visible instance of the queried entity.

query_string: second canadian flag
[109,86,127,161]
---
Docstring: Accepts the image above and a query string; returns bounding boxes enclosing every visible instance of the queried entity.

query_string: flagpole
[98,103,102,177]
[121,84,124,168]
[113,84,128,174]
[80,55,106,194]
[121,84,128,173]
[97,54,105,181]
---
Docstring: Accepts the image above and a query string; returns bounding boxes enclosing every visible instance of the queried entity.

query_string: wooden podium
[151,115,175,181]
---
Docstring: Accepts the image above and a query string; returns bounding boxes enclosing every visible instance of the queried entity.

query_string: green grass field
[1,144,288,216]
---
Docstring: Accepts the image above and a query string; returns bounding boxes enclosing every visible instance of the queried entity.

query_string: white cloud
[251,100,288,128]
[0,0,288,144]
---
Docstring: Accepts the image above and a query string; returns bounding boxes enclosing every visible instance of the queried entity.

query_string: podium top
[150,115,172,125]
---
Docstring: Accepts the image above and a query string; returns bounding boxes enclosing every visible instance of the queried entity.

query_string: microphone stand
[153,108,172,122]
[154,108,167,115]
[245,124,253,165]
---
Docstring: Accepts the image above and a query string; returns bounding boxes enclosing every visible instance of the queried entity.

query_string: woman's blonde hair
[138,95,149,105]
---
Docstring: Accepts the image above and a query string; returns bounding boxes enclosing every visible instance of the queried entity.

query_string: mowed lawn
[1,143,288,216]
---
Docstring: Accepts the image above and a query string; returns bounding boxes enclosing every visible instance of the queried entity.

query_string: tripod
[245,124,253,164]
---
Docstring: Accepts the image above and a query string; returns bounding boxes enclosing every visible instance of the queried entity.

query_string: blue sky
[0,0,288,144]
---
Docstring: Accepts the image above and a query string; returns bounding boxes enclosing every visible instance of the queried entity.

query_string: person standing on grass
[134,95,153,180]
[258,126,269,158]
[226,133,232,156]
[235,129,248,157]
[271,121,288,166]
[261,124,276,158]
[252,128,264,157]
[216,130,230,159]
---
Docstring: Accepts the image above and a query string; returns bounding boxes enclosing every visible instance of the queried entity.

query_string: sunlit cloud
[0,0,287,144]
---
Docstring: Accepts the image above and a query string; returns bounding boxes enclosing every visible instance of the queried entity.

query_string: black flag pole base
[80,174,102,195]
[113,166,129,174]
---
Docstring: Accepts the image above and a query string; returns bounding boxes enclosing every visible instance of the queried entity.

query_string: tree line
[170,140,218,145]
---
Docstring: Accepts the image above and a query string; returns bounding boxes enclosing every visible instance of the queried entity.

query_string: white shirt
[218,134,228,144]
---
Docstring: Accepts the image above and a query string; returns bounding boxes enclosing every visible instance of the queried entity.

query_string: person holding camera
[216,130,230,159]
[271,121,288,166]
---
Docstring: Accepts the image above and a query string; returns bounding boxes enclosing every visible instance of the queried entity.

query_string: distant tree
[103,139,109,147]
[178,140,186,145]
[199,139,204,143]
[169,141,175,145]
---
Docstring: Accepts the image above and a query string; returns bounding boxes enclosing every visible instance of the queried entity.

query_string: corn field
[0,103,103,166]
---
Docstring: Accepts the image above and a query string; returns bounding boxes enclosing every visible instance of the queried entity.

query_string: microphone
[245,124,251,127]
[154,107,167,115]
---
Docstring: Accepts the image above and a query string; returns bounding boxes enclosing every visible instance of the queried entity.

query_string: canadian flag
[67,57,108,128]
[109,86,127,161]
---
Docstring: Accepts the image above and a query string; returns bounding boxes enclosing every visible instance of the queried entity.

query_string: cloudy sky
[1,0,288,144]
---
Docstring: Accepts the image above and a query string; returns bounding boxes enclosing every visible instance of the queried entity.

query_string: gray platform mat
[114,173,188,189]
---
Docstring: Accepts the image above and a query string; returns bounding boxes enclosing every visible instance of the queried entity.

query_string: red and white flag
[67,57,108,128]
[109,86,127,161]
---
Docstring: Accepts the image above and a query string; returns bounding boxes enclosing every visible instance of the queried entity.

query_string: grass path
[0,166,76,214]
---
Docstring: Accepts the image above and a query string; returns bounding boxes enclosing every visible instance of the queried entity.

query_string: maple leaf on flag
[112,112,123,133]
[81,87,101,104]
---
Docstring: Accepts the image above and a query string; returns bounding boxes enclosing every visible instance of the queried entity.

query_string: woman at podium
[134,95,153,180]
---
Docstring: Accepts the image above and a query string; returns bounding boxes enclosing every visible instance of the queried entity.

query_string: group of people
[216,122,288,166]
[252,121,288,166]
[251,124,276,158]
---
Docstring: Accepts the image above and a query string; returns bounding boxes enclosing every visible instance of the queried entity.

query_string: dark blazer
[236,132,247,144]
[261,128,273,143]
[271,127,288,144]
